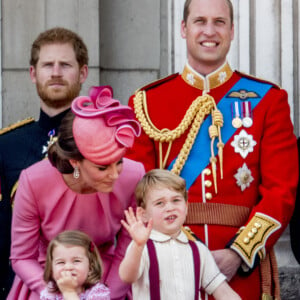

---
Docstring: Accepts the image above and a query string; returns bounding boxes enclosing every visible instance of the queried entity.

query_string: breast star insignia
[231,129,257,159]
[234,163,254,191]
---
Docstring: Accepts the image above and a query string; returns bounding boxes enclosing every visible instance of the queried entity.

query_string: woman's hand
[121,207,152,247]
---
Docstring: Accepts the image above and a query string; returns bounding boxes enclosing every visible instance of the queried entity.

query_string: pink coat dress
[8,158,145,300]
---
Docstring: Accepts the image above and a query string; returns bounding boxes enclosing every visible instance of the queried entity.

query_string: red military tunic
[127,62,298,299]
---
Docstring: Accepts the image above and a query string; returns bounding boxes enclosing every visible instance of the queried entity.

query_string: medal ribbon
[168,77,272,189]
[243,101,251,118]
[234,101,240,118]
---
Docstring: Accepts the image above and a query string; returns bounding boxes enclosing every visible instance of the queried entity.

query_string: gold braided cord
[133,89,224,193]
[157,129,174,169]
[159,141,163,169]
[134,90,212,143]
[169,96,216,175]
[161,140,173,169]
[212,109,224,179]
[209,125,218,193]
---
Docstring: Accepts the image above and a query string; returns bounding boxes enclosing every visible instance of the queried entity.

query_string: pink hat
[71,86,141,165]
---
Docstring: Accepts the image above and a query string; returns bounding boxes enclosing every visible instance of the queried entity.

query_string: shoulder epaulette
[135,73,179,94]
[0,117,35,135]
[236,71,281,89]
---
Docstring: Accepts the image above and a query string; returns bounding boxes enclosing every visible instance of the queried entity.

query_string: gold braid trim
[230,213,281,268]
[171,95,215,175]
[0,117,34,135]
[134,90,211,142]
[133,90,224,190]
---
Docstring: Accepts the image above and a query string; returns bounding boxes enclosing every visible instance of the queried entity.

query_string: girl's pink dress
[40,282,110,300]
[8,158,144,300]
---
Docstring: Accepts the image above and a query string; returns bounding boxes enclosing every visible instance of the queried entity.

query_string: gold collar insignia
[181,62,233,92]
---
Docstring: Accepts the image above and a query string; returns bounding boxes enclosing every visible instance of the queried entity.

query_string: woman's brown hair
[47,111,84,174]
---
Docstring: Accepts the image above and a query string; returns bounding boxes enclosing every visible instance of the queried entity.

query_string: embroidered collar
[181,61,233,92]
[150,229,189,244]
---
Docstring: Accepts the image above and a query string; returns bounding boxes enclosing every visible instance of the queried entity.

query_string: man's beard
[36,79,82,109]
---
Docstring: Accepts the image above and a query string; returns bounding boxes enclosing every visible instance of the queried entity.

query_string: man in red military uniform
[127,0,298,299]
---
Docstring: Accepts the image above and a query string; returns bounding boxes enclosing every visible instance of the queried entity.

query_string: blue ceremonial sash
[168,77,272,189]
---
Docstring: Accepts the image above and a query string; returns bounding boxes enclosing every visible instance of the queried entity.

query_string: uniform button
[248,232,254,238]
[205,180,212,188]
[254,222,262,229]
[203,168,211,176]
[252,228,258,234]
[243,237,250,244]
[205,193,213,200]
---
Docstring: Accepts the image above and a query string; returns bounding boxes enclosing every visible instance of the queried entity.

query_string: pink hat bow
[71,86,141,164]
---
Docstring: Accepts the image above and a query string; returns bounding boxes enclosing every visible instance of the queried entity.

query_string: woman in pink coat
[8,86,144,300]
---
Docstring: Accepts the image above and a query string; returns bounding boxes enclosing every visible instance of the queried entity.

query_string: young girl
[40,230,110,300]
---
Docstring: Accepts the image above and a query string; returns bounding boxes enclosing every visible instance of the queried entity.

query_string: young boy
[119,169,241,300]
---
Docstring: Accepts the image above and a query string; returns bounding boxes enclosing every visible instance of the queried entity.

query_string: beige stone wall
[99,0,167,104]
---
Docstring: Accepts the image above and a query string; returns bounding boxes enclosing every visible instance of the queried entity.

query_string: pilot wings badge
[227,89,259,100]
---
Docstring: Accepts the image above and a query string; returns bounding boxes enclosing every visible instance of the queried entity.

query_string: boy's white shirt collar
[150,229,189,244]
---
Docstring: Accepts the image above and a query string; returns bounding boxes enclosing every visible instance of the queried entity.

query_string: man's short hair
[30,27,89,68]
[183,0,234,25]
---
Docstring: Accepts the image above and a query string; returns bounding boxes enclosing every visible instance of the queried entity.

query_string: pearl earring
[73,166,80,179]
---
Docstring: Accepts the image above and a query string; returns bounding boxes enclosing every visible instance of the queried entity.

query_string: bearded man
[0,27,89,298]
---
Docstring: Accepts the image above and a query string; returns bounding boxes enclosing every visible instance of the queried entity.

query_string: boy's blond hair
[135,169,187,208]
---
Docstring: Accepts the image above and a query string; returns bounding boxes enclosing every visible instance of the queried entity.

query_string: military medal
[234,163,254,191]
[242,117,253,128]
[232,117,242,128]
[242,101,253,128]
[42,129,56,155]
[231,129,257,158]
[231,102,242,128]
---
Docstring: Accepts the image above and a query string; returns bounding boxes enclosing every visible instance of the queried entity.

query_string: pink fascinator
[71,86,141,165]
